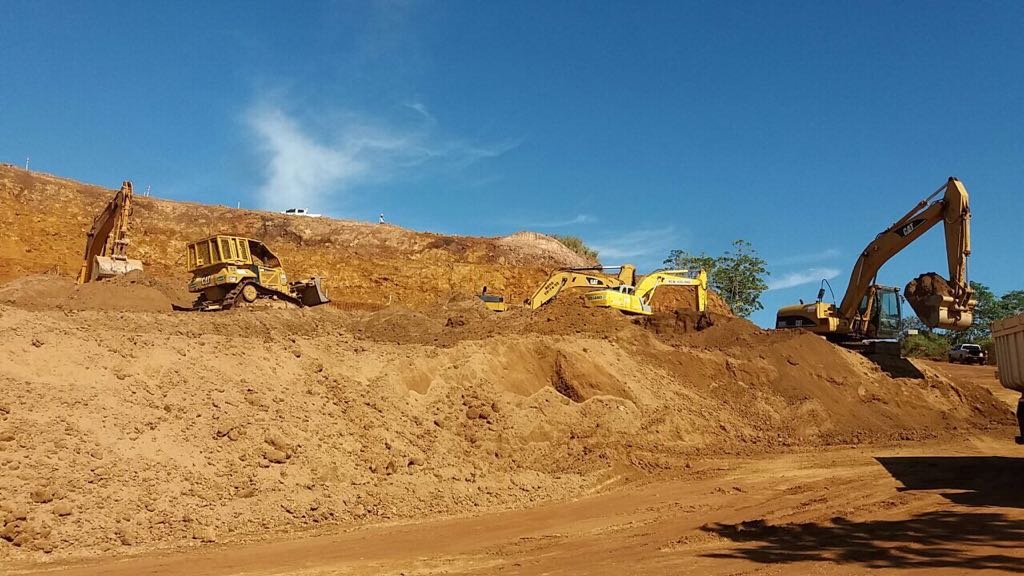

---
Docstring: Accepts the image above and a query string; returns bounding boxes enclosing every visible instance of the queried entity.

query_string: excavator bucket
[291,277,331,307]
[92,256,144,281]
[904,272,975,329]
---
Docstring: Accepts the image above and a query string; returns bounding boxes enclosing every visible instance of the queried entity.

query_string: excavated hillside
[0,166,1015,562]
[0,165,726,313]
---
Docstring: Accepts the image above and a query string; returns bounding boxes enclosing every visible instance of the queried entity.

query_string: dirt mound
[639,311,762,347]
[497,232,596,267]
[0,299,1013,560]
[0,271,188,312]
[649,286,732,315]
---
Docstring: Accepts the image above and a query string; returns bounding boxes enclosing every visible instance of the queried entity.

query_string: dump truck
[184,235,330,311]
[992,313,1024,444]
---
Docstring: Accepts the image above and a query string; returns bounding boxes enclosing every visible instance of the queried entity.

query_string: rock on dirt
[904,272,954,324]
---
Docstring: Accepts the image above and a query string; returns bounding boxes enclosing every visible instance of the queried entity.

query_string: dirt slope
[0,166,1014,564]
[0,297,1012,559]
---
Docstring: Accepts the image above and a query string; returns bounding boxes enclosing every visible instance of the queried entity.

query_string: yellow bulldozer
[183,235,330,311]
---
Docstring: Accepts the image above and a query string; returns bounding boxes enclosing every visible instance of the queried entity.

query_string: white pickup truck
[282,208,322,218]
[948,343,988,364]
[993,313,1024,444]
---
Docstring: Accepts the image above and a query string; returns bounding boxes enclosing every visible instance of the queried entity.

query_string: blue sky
[2,1,1022,327]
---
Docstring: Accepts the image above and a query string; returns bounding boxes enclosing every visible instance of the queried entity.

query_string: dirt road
[922,359,1022,408]
[10,433,1022,576]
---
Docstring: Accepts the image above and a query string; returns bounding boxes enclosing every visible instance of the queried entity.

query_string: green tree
[995,289,1024,318]
[662,251,718,277]
[552,235,598,261]
[901,315,932,337]
[664,239,769,318]
[902,331,951,359]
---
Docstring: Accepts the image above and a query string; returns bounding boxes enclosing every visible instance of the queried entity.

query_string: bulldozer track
[220,280,303,310]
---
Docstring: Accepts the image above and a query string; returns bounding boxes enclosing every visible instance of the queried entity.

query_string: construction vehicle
[526,265,636,310]
[478,287,508,312]
[583,269,712,325]
[184,235,330,311]
[775,177,975,347]
[993,313,1024,443]
[947,343,987,365]
[77,181,144,283]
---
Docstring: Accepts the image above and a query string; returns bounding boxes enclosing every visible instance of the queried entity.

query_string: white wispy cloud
[526,214,597,228]
[773,248,841,266]
[590,227,677,263]
[246,107,366,212]
[767,267,841,291]
[245,101,518,212]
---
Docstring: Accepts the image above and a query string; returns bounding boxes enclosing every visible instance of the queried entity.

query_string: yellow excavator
[184,235,329,311]
[525,265,636,309]
[583,269,708,313]
[775,177,974,346]
[77,181,144,283]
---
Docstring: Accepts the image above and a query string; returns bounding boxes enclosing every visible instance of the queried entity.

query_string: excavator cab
[854,285,902,340]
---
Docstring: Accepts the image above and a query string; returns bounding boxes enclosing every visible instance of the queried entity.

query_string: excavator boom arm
[77,181,137,283]
[634,269,709,307]
[527,268,627,309]
[837,177,972,320]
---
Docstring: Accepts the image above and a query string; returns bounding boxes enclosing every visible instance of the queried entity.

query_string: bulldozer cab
[855,285,902,340]
[188,236,250,271]
[187,236,291,292]
[186,236,283,271]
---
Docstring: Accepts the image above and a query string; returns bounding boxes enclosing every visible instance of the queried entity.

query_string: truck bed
[993,313,1024,392]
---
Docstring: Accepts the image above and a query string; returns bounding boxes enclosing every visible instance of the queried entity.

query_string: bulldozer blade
[92,256,144,281]
[294,277,330,307]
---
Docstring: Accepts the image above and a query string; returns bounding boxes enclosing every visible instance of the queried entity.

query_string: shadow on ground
[865,354,926,379]
[701,511,1024,572]
[877,456,1024,508]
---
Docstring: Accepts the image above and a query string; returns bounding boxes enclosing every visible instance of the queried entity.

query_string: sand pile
[649,286,732,315]
[0,272,190,312]
[0,302,1013,560]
